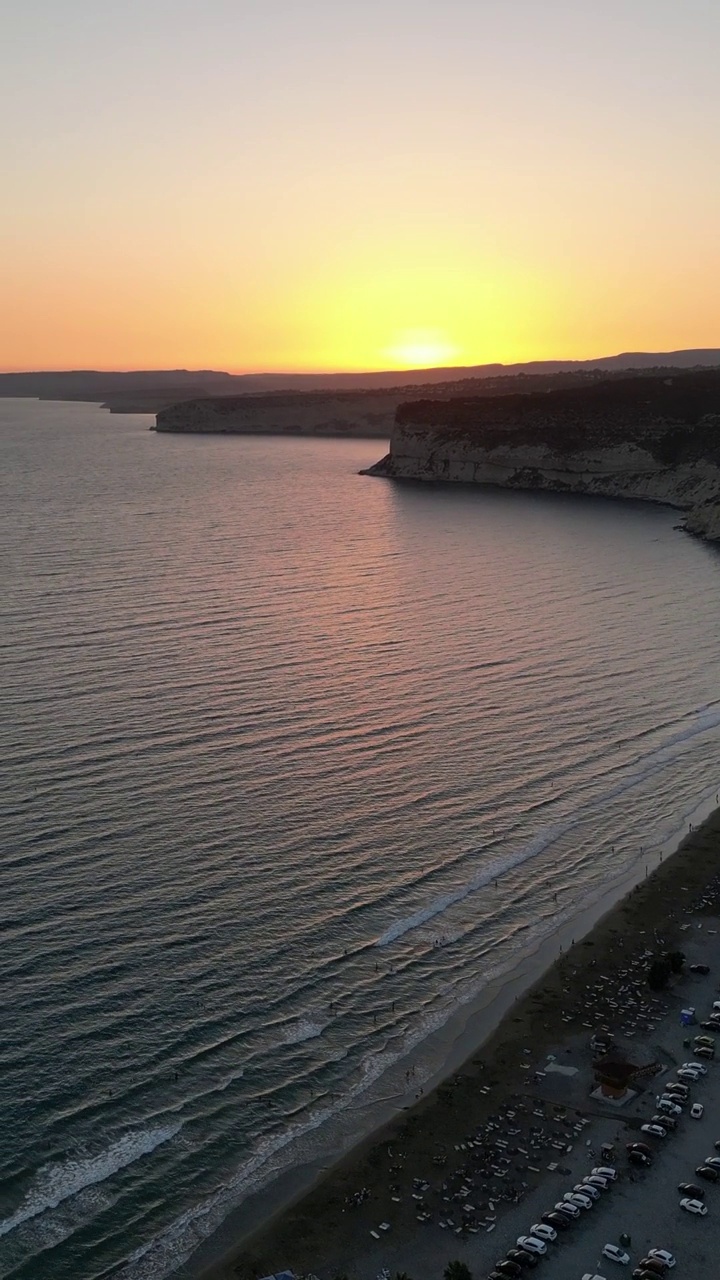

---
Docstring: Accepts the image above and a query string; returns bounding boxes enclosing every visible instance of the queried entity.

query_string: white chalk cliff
[363,372,720,543]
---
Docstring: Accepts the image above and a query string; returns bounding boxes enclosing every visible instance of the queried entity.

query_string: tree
[648,957,672,990]
[444,1263,472,1280]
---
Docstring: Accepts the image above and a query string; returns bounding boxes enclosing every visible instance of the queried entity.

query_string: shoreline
[183,789,720,1280]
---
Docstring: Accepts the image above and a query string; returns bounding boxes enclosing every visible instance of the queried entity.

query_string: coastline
[184,792,720,1280]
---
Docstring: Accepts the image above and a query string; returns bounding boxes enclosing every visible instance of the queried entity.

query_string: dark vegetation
[647,950,686,991]
[396,369,720,461]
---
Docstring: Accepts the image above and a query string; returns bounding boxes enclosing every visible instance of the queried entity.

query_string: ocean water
[2,397,720,1279]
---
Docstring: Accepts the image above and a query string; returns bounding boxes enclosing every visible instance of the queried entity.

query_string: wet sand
[192,806,720,1280]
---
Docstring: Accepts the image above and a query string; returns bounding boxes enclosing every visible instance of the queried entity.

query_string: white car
[680,1196,707,1214]
[592,1165,617,1181]
[529,1222,557,1242]
[516,1235,547,1255]
[574,1181,600,1199]
[682,1061,708,1074]
[584,1174,611,1190]
[602,1243,631,1264]
[691,1102,704,1119]
[554,1200,580,1217]
[648,1248,676,1268]
[641,1123,667,1138]
[656,1098,682,1115]
[582,1275,608,1280]
[565,1191,593,1210]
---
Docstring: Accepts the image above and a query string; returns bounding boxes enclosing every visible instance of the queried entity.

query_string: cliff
[362,370,720,542]
[154,390,400,436]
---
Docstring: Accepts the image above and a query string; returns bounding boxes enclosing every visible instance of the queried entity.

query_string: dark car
[696,1164,720,1182]
[487,1273,505,1280]
[541,1211,571,1230]
[495,1262,522,1278]
[678,1180,705,1198]
[506,1249,539,1269]
[633,1271,663,1280]
[627,1141,653,1155]
[651,1113,677,1130]
[494,1262,522,1279]
[715,1140,720,1151]
[700,1020,720,1030]
[690,963,710,973]
[638,1260,668,1277]
[628,1149,652,1166]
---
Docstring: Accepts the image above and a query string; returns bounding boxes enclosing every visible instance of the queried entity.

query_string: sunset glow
[1,1,719,372]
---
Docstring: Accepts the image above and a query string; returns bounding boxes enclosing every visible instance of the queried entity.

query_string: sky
[1,0,719,372]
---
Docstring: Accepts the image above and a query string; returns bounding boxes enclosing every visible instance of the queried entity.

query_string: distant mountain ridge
[2,348,720,413]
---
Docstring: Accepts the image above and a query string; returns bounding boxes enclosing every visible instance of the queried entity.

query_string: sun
[385,330,460,369]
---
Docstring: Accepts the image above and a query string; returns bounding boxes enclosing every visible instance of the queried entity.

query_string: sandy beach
[189,806,720,1280]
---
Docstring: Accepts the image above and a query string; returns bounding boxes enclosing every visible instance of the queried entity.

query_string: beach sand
[191,806,720,1280]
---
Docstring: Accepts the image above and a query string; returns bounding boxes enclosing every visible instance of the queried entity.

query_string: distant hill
[1,349,720,413]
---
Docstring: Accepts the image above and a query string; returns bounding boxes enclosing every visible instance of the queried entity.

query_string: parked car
[584,1173,611,1189]
[592,1165,618,1180]
[699,1020,719,1030]
[691,1102,704,1118]
[628,1150,652,1167]
[553,1200,579,1218]
[704,1154,720,1168]
[690,963,710,973]
[506,1247,540,1268]
[574,1181,600,1199]
[540,1211,571,1230]
[637,1260,667,1277]
[602,1243,630,1264]
[516,1236,547,1255]
[695,1165,719,1182]
[641,1124,667,1138]
[495,1260,522,1277]
[696,1045,715,1059]
[694,1034,715,1046]
[633,1271,662,1280]
[682,1061,708,1074]
[583,1275,611,1280]
[627,1141,653,1155]
[665,1082,690,1095]
[677,1068,700,1081]
[529,1222,556,1241]
[680,1196,707,1213]
[647,1250,675,1269]
[678,1181,705,1198]
[656,1099,682,1116]
[651,1114,677,1131]
[564,1191,593,1210]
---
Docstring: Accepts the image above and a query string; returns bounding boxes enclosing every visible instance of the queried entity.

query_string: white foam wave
[274,1017,327,1045]
[376,821,571,946]
[0,1122,182,1240]
[376,705,720,946]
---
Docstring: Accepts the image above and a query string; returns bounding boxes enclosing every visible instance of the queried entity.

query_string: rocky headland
[363,369,720,542]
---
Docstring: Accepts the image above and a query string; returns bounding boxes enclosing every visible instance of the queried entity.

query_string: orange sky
[2,1,719,372]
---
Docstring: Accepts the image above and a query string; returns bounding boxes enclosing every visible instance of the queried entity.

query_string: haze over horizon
[2,0,719,373]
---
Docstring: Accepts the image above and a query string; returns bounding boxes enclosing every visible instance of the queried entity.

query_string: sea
[2,396,720,1280]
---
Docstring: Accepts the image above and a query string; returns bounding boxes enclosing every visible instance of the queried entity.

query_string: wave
[274,1017,327,1046]
[375,703,720,947]
[375,821,572,946]
[0,1123,182,1240]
